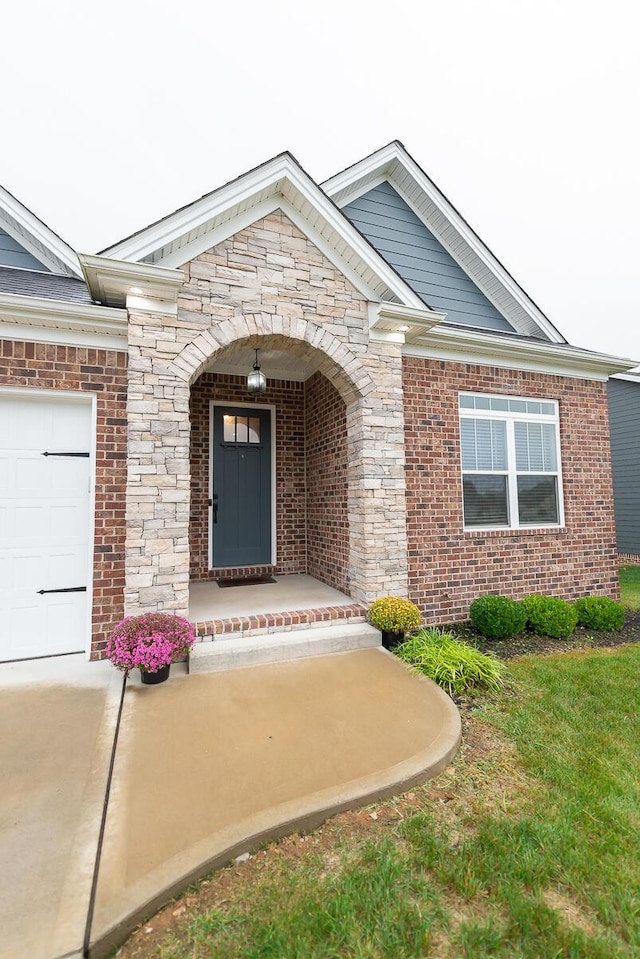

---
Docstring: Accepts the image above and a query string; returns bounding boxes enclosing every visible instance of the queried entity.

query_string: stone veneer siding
[125,211,409,616]
[189,372,306,579]
[0,339,128,657]
[305,371,349,593]
[403,356,620,621]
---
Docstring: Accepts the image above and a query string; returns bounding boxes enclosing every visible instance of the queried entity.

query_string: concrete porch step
[189,622,381,673]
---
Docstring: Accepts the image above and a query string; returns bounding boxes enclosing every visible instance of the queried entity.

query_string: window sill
[463,525,565,537]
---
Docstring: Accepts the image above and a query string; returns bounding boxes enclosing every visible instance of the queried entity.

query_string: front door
[212,406,272,567]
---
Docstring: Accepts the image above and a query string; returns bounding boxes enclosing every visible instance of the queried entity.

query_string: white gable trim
[323,142,566,344]
[100,153,424,311]
[0,185,82,278]
[154,197,281,268]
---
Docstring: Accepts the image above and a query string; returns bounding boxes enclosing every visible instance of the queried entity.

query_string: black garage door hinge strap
[37,586,87,595]
[42,451,90,458]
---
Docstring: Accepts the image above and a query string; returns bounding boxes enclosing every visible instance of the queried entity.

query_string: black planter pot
[140,664,171,685]
[381,630,405,650]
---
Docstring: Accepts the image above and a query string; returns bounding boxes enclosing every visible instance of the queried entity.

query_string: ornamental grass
[395,627,507,695]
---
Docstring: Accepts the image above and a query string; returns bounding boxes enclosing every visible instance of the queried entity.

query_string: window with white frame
[459,393,563,529]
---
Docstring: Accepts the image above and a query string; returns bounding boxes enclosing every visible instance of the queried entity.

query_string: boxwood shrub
[469,595,527,639]
[522,594,578,638]
[574,596,625,632]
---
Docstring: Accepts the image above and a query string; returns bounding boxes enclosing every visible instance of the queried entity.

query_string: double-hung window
[459,393,563,530]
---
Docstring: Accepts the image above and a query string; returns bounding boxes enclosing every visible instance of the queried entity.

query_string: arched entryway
[124,311,409,620]
[189,336,352,596]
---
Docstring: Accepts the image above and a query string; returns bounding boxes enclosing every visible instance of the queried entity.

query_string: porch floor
[189,573,356,622]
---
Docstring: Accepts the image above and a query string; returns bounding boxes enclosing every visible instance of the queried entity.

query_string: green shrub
[367,596,422,633]
[574,596,626,632]
[469,595,527,639]
[395,628,507,695]
[522,594,578,638]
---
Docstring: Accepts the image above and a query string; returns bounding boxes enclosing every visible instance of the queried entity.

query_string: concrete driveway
[0,648,461,959]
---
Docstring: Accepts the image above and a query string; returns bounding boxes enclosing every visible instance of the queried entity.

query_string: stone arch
[169,312,374,406]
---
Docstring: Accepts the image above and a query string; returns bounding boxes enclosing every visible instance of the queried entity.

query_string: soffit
[206,343,320,382]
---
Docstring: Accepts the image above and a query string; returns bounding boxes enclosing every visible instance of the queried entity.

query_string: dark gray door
[212,406,272,567]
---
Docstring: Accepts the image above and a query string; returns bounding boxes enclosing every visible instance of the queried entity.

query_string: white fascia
[99,153,424,310]
[404,324,639,381]
[321,143,399,201]
[0,292,127,349]
[79,254,185,309]
[101,156,295,262]
[611,370,640,383]
[0,184,82,278]
[323,142,566,345]
[369,301,447,344]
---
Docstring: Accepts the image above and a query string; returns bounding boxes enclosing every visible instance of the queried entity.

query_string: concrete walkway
[0,648,461,959]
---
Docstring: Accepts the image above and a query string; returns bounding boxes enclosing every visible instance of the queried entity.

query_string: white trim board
[403,326,637,381]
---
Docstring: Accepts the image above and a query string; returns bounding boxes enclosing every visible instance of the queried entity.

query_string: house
[608,372,640,562]
[1,142,636,663]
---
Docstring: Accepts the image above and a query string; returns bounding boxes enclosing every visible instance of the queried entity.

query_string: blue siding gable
[343,181,514,332]
[0,226,50,272]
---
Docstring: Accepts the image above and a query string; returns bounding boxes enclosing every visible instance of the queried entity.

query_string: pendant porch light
[247,348,267,394]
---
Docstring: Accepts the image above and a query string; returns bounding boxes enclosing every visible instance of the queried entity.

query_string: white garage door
[0,393,93,661]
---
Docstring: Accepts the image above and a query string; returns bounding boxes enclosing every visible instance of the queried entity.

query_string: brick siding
[305,371,349,593]
[0,339,128,657]
[189,372,306,579]
[189,370,349,593]
[403,356,620,622]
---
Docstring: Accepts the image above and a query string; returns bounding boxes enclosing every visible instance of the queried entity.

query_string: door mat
[216,575,277,588]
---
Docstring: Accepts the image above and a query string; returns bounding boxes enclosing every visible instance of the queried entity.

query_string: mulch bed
[449,608,640,661]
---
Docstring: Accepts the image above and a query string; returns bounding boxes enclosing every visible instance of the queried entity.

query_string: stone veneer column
[124,302,192,616]
[344,345,409,603]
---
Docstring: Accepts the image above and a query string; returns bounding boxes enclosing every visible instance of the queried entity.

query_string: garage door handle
[37,586,87,595]
[42,451,90,458]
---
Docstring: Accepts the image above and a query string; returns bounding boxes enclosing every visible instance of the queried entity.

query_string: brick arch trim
[168,312,373,404]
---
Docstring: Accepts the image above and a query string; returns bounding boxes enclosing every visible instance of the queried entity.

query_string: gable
[324,142,566,343]
[0,184,81,278]
[98,153,425,311]
[343,182,514,334]
[0,226,51,272]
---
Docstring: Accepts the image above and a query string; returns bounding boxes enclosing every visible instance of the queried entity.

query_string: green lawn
[130,644,640,959]
[620,565,640,609]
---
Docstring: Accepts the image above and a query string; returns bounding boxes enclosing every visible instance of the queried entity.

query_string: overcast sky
[2,0,638,366]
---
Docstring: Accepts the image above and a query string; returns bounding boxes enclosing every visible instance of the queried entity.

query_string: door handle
[211,494,218,524]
